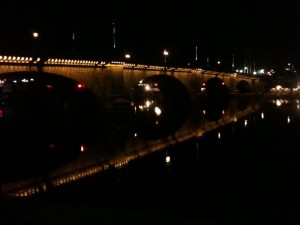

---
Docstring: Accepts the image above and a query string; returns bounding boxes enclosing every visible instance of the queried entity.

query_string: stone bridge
[0,56,263,105]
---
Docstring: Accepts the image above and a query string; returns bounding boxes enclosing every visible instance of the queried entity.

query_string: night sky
[0,0,299,72]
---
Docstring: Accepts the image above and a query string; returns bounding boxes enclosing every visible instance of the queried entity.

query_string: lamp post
[125,53,131,59]
[32,32,39,58]
[32,32,39,38]
[163,49,168,65]
[125,53,131,64]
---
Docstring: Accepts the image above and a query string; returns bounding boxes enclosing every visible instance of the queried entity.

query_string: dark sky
[0,0,299,72]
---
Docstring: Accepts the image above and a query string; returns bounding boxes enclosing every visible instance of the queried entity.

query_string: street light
[125,53,131,64]
[32,32,39,58]
[32,32,39,38]
[163,49,168,64]
[125,53,131,59]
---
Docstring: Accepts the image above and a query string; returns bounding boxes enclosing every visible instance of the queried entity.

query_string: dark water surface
[0,71,297,225]
[1,94,300,225]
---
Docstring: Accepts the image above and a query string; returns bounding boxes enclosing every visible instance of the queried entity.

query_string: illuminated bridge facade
[0,56,263,106]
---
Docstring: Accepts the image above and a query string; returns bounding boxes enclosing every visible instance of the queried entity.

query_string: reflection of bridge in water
[3,96,261,198]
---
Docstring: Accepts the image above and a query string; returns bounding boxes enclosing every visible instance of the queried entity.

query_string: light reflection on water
[3,95,300,224]
[2,95,263,197]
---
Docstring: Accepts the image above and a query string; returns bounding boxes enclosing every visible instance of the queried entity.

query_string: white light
[33,32,39,38]
[80,145,85,152]
[165,155,171,166]
[145,100,151,108]
[275,100,283,107]
[154,106,162,116]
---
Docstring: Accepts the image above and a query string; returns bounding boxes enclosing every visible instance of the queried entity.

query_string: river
[1,93,299,225]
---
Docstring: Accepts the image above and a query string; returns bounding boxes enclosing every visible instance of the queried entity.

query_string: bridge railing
[0,54,255,77]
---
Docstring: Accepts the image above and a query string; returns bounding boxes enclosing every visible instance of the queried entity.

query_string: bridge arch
[236,80,252,93]
[130,74,190,139]
[205,77,229,100]
[131,74,190,110]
